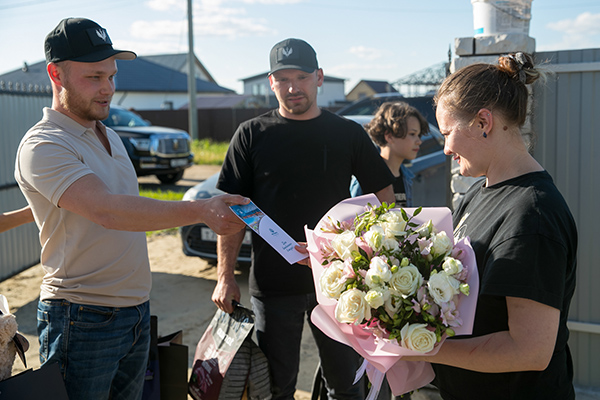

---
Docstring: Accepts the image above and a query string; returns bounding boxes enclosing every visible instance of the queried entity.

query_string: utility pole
[187,0,198,140]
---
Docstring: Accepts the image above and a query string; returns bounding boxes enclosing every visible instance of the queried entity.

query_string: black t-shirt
[432,171,577,400]
[392,169,407,207]
[217,109,394,297]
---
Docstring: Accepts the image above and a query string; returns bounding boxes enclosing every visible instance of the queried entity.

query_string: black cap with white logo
[269,38,319,75]
[45,18,136,63]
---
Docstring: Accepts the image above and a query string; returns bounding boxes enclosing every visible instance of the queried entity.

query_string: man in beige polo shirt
[14,17,248,400]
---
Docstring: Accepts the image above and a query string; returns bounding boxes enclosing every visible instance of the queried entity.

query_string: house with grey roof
[0,53,235,110]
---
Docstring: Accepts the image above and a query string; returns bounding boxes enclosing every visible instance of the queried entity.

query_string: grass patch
[139,188,184,201]
[192,139,229,165]
[139,188,184,236]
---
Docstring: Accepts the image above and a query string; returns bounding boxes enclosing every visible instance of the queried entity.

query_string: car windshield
[338,95,438,129]
[338,97,402,116]
[103,108,151,127]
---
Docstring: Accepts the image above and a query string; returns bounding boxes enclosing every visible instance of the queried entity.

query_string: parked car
[337,93,438,128]
[180,173,252,264]
[180,110,448,265]
[103,106,194,184]
[338,94,447,208]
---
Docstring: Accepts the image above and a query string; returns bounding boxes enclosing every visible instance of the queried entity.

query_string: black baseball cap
[269,38,319,75]
[45,18,136,63]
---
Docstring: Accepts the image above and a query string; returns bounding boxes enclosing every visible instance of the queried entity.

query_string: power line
[0,0,57,11]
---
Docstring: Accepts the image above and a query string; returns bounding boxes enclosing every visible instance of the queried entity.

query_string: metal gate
[0,88,50,280]
[533,48,600,391]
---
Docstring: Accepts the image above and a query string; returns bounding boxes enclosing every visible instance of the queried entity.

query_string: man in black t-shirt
[212,38,394,400]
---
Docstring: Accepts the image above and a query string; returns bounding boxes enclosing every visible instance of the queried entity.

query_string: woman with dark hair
[406,52,577,399]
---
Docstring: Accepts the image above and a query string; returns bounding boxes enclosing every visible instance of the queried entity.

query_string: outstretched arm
[57,173,249,235]
[0,206,34,233]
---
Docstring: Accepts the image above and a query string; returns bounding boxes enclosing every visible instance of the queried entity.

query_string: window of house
[252,83,268,96]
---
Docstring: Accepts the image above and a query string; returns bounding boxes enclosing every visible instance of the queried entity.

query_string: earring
[482,131,488,138]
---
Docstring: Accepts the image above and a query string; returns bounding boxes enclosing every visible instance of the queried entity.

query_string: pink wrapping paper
[305,194,479,396]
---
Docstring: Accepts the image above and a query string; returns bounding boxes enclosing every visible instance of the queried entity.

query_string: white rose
[427,271,460,305]
[331,230,358,260]
[365,287,390,309]
[431,231,453,257]
[382,237,400,252]
[320,260,347,299]
[389,264,423,297]
[384,295,401,317]
[363,225,385,251]
[365,257,392,288]
[442,257,463,276]
[380,211,407,237]
[335,288,372,324]
[415,220,435,238]
[400,323,437,353]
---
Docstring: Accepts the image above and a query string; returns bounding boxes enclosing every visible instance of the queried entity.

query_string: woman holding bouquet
[407,52,578,399]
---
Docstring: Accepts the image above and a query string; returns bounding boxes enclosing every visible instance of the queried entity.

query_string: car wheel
[156,171,184,184]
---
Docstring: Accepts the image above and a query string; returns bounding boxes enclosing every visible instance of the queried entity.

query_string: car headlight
[129,137,151,151]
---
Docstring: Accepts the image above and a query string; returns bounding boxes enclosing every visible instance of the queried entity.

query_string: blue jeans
[37,299,151,400]
[251,294,364,400]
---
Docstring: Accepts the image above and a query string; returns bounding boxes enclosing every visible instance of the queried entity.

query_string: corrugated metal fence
[533,49,600,391]
[0,88,50,280]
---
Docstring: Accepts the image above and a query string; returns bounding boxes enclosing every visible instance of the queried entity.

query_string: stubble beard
[281,93,313,116]
[60,84,111,123]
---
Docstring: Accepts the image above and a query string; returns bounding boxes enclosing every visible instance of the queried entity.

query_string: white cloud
[541,12,600,50]
[195,14,275,37]
[348,46,386,60]
[145,0,185,12]
[547,12,600,36]
[138,0,276,40]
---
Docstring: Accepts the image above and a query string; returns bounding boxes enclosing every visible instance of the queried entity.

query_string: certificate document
[229,201,308,265]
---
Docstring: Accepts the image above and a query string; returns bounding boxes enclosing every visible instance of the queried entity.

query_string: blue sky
[1,0,600,94]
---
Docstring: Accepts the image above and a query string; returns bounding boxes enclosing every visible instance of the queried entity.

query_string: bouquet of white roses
[305,194,478,397]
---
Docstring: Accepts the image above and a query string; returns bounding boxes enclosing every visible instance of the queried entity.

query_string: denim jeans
[37,299,151,400]
[251,294,364,400]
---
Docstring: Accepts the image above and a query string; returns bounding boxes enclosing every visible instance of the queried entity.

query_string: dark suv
[103,107,194,184]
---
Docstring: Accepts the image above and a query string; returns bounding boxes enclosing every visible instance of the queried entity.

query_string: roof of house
[140,53,216,83]
[0,55,233,94]
[114,58,233,93]
[241,72,345,82]
[0,62,52,93]
[359,80,398,93]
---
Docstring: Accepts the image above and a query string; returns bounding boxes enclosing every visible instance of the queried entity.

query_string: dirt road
[2,165,442,400]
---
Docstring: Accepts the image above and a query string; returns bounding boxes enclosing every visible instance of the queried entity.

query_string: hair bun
[499,52,539,85]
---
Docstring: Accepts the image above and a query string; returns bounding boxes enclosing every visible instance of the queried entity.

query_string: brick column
[449,33,536,209]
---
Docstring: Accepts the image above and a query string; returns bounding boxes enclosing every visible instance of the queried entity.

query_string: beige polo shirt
[15,108,151,307]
